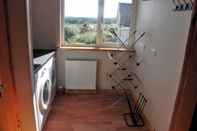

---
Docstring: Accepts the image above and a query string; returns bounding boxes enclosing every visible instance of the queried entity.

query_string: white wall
[132,0,192,131]
[31,0,60,49]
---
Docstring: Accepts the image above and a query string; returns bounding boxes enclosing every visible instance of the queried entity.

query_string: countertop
[33,50,55,73]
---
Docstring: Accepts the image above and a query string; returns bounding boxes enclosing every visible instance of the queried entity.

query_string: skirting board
[65,89,97,94]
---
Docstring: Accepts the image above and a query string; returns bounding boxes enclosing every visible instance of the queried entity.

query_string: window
[63,0,133,47]
[64,0,98,46]
[103,0,132,45]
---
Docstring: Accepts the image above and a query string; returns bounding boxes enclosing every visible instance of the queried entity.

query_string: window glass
[64,0,98,45]
[103,0,133,45]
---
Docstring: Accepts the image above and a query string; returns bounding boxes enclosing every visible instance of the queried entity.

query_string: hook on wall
[173,0,193,11]
[184,0,193,10]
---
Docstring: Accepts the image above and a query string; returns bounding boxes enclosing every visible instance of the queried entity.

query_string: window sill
[59,46,135,52]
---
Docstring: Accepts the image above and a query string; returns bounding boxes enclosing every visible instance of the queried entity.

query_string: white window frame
[60,0,137,48]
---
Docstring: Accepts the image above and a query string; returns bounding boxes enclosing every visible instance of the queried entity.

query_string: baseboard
[65,89,120,95]
[65,89,97,94]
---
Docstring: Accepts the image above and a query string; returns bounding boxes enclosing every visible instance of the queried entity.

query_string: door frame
[0,0,37,131]
[0,0,19,130]
[169,1,197,131]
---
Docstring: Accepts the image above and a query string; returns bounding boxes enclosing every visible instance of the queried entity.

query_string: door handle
[0,82,4,98]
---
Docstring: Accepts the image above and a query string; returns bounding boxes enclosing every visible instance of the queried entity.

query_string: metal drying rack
[106,29,148,127]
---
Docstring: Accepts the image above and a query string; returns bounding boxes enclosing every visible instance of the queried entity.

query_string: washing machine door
[38,79,52,114]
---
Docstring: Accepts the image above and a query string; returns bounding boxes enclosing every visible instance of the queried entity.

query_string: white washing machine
[33,53,56,131]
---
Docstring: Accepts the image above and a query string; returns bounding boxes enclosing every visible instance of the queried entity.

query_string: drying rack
[106,29,147,127]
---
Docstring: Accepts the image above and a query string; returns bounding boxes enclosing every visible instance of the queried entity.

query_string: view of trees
[64,17,118,45]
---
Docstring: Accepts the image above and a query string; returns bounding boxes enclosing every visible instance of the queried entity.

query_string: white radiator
[65,59,97,90]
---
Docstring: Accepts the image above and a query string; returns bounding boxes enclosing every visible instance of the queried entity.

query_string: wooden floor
[44,91,149,131]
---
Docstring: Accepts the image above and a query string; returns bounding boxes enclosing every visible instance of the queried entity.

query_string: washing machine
[48,57,56,101]
[33,53,56,131]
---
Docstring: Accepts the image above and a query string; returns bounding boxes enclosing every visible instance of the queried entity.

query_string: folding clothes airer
[106,29,148,127]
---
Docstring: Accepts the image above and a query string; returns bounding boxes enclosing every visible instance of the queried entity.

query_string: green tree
[64,25,79,42]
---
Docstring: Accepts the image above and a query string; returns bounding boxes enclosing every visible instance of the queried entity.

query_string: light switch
[151,48,157,56]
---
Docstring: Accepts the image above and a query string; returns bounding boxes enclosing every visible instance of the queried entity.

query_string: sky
[64,0,132,18]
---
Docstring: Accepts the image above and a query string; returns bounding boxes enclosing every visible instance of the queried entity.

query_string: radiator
[65,59,97,90]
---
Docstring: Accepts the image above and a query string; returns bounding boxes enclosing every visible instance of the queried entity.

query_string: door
[169,1,197,131]
[0,0,20,131]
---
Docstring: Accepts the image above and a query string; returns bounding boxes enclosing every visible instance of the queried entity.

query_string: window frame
[61,0,137,48]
